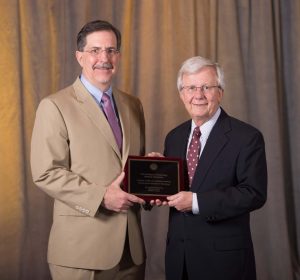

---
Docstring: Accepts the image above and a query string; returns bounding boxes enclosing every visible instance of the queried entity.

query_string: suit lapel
[191,110,231,192]
[177,121,191,159]
[112,88,130,167]
[72,78,122,160]
[180,123,191,190]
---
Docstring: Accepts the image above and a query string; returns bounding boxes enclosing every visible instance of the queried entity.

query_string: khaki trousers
[49,237,145,280]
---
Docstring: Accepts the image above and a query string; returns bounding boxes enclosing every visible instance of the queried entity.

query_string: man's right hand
[102,172,145,213]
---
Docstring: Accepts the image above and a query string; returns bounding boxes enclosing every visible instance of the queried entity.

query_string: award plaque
[123,156,184,202]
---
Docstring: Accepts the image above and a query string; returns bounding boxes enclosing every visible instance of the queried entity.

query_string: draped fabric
[0,0,299,279]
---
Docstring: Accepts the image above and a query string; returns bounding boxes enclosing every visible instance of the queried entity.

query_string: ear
[75,51,84,67]
[179,91,185,102]
[218,88,224,102]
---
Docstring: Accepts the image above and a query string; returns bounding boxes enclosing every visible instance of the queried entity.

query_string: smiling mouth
[192,103,207,106]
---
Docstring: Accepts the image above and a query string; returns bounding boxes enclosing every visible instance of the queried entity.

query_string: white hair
[177,56,225,91]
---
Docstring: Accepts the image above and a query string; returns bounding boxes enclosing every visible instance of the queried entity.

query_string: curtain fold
[0,0,299,279]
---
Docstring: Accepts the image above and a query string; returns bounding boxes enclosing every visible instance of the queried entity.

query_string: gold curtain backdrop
[1,0,300,279]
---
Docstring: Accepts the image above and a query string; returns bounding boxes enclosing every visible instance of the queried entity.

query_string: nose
[97,49,110,61]
[193,88,205,98]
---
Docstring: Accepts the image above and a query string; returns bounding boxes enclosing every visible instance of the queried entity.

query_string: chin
[96,78,111,85]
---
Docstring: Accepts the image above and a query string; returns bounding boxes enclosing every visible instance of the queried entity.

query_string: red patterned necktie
[187,126,201,186]
[101,93,123,151]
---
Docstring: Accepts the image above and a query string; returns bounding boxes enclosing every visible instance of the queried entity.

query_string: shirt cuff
[192,192,199,214]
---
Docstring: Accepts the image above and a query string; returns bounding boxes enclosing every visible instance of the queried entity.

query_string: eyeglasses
[181,84,222,94]
[83,47,120,57]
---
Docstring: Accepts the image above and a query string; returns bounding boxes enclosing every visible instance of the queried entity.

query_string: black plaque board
[124,156,184,202]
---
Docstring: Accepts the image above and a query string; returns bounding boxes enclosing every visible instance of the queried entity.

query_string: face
[76,30,120,91]
[180,67,224,126]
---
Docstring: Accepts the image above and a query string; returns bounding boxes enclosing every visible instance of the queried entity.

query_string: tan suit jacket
[31,78,146,270]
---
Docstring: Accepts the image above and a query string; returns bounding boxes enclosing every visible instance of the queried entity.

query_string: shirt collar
[80,74,113,104]
[191,107,221,139]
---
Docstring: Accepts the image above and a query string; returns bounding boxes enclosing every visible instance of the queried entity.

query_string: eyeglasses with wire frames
[180,84,222,94]
[83,47,120,57]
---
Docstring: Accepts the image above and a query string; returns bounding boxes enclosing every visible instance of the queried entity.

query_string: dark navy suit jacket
[164,108,267,280]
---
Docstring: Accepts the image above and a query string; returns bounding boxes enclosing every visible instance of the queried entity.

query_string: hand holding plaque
[123,156,184,202]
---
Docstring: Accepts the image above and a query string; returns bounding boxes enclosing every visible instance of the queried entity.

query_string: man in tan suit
[31,20,146,280]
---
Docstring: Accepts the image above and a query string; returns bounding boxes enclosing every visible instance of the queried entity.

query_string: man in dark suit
[150,56,267,280]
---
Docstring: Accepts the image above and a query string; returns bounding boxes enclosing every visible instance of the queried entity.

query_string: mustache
[93,63,113,70]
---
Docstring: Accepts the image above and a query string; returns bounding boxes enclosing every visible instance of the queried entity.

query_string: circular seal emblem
[149,163,158,171]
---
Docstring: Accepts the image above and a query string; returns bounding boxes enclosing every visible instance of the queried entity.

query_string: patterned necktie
[101,93,123,151]
[187,126,201,186]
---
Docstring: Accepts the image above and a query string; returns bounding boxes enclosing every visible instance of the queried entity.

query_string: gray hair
[177,56,225,91]
[77,20,121,51]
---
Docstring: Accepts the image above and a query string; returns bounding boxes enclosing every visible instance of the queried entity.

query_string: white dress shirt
[189,107,221,214]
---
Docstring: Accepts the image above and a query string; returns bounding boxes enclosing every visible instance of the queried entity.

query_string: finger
[167,194,178,201]
[127,194,145,204]
[155,199,163,206]
[168,201,175,207]
[147,152,164,157]
[150,200,155,206]
[135,197,145,205]
[124,201,134,208]
[168,198,179,207]
[149,199,162,206]
[154,153,164,157]
[140,198,146,205]
[149,199,163,207]
[120,202,132,211]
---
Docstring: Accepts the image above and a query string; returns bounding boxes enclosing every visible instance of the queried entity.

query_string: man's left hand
[167,191,193,212]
